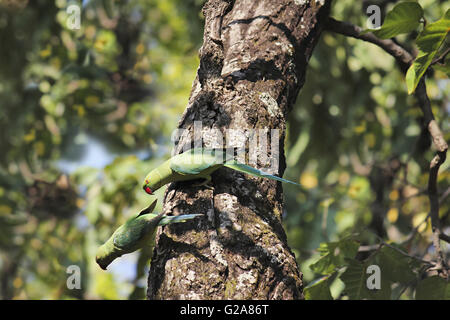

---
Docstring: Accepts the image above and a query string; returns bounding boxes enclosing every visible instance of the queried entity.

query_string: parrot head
[143,179,153,194]
[95,241,117,270]
[95,200,158,270]
[142,164,169,195]
[142,170,162,195]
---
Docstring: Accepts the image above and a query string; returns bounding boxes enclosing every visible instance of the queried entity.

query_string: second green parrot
[96,199,202,270]
[142,148,301,195]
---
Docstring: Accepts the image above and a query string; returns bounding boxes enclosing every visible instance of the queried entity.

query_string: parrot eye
[144,186,152,195]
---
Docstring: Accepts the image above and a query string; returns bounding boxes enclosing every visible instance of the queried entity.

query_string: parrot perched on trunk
[142,148,301,195]
[96,199,202,270]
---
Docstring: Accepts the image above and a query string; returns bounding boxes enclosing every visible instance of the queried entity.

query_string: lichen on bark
[147,0,331,300]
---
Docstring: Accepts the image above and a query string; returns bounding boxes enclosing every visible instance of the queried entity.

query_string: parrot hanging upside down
[142,148,301,195]
[95,199,202,270]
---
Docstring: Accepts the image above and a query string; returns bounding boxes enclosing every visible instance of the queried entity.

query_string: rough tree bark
[147,0,331,300]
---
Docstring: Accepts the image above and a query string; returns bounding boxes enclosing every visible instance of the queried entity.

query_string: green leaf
[310,238,359,275]
[304,276,333,300]
[406,9,450,94]
[416,9,450,53]
[341,260,392,300]
[371,2,424,39]
[406,53,434,94]
[378,246,417,284]
[415,276,450,300]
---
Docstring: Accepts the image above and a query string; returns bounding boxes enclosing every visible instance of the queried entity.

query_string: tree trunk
[147,0,331,300]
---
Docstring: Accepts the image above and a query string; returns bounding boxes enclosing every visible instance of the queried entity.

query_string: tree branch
[368,232,436,266]
[325,18,413,72]
[431,47,450,66]
[439,233,450,243]
[325,18,449,276]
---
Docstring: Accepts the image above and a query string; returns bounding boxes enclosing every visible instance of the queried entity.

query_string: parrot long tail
[158,214,203,226]
[224,161,301,187]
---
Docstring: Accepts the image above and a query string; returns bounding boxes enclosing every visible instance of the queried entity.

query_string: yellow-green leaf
[304,276,333,300]
[371,2,424,39]
[406,9,450,94]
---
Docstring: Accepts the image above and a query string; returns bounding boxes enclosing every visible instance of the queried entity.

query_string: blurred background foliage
[0,0,448,299]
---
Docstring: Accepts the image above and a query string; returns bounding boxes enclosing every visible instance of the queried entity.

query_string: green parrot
[96,199,202,270]
[142,148,301,195]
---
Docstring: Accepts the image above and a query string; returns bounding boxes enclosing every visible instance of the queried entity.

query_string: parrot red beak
[144,186,152,195]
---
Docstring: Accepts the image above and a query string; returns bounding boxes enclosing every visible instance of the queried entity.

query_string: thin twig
[321,204,330,242]
[358,244,381,252]
[402,185,450,244]
[403,211,431,246]
[370,232,435,266]
[439,233,450,243]
[395,189,427,203]
[431,47,450,66]
[440,186,450,203]
[414,81,449,275]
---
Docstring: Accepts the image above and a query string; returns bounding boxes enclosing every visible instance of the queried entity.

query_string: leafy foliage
[286,0,449,300]
[309,238,359,275]
[370,2,424,39]
[304,276,333,300]
[406,9,450,93]
[0,0,448,300]
[340,258,392,300]
[364,2,449,94]
[415,276,450,300]
[0,0,202,299]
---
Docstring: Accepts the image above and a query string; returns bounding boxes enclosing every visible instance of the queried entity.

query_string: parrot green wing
[136,199,158,217]
[169,148,226,175]
[224,161,302,187]
[113,212,163,250]
[122,199,157,223]
[167,148,302,189]
[96,200,160,269]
